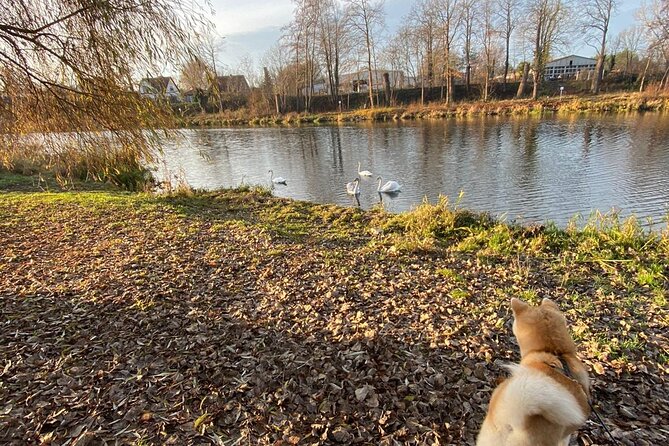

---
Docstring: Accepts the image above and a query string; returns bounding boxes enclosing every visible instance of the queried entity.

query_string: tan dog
[476,298,591,446]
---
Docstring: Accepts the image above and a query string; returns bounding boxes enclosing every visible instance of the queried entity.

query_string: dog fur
[476,298,591,446]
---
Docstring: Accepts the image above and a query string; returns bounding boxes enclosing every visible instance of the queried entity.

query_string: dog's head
[510,297,576,358]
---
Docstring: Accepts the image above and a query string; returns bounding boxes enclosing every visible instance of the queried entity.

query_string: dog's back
[476,298,590,446]
[477,364,588,446]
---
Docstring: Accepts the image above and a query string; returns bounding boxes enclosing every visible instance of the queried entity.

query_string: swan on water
[377,176,401,193]
[358,161,373,177]
[268,169,287,185]
[346,177,361,195]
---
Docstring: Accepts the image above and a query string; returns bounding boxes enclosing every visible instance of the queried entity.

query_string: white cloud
[211,0,294,36]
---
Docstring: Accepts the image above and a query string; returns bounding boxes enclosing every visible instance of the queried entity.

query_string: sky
[211,0,641,75]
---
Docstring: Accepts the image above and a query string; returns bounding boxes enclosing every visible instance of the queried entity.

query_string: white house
[544,55,597,80]
[139,76,180,101]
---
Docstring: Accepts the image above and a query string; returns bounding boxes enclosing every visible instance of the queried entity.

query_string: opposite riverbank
[183,92,669,127]
[1,175,667,445]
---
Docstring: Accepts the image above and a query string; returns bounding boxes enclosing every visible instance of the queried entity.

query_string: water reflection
[159,113,669,226]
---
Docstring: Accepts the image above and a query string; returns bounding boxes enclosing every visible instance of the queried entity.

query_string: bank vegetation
[183,90,669,127]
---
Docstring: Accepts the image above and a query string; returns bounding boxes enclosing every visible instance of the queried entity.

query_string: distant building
[138,76,180,101]
[214,75,250,94]
[339,70,406,93]
[301,80,330,96]
[544,55,597,80]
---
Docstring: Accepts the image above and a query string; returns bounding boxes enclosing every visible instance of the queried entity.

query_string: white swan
[377,176,401,193]
[346,177,361,195]
[358,161,373,177]
[268,169,287,185]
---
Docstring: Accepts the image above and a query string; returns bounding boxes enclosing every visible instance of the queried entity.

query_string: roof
[547,55,596,64]
[215,75,250,93]
[140,76,178,93]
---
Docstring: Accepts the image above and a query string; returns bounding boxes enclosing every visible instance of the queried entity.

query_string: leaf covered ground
[0,188,667,445]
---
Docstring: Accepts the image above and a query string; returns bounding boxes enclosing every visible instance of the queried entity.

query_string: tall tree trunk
[365,31,374,108]
[531,19,542,100]
[484,70,489,101]
[517,63,529,98]
[445,49,453,105]
[383,72,391,106]
[592,53,605,94]
[592,24,608,94]
[503,33,511,88]
[427,38,433,88]
[661,64,669,90]
[503,6,511,89]
[639,56,651,92]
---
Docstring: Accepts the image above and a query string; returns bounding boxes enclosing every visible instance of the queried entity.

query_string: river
[159,113,669,227]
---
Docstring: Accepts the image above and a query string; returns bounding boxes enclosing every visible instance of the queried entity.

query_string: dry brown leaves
[0,192,667,445]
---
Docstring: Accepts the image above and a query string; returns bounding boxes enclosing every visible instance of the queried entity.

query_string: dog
[476,298,591,446]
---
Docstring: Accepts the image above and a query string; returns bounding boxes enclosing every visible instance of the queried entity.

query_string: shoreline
[181,92,669,127]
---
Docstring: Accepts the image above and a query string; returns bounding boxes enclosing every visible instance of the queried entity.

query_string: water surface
[159,113,669,226]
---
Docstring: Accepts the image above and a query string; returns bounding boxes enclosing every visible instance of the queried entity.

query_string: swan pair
[347,176,401,195]
[347,176,401,194]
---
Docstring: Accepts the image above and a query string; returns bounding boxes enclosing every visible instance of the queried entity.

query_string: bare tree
[345,0,385,108]
[409,0,442,89]
[613,26,645,75]
[180,57,212,91]
[525,0,569,100]
[0,0,208,185]
[318,0,349,104]
[436,0,462,104]
[479,0,502,100]
[584,0,617,94]
[638,0,669,90]
[383,25,414,79]
[292,0,322,110]
[496,0,521,88]
[195,26,226,111]
[263,42,292,113]
[460,0,478,94]
[236,55,259,88]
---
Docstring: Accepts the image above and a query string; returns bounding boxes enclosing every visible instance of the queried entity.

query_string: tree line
[183,0,668,113]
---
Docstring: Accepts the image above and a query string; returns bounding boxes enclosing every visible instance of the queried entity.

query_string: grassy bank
[183,92,669,127]
[1,177,667,445]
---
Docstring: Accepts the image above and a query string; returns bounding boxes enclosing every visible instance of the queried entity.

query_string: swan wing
[381,181,401,192]
[359,170,373,176]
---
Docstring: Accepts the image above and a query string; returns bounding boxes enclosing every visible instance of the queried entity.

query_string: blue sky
[212,0,641,74]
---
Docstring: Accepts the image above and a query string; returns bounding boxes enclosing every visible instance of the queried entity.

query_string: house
[339,70,406,93]
[544,55,597,80]
[139,76,180,101]
[300,80,330,96]
[214,75,250,94]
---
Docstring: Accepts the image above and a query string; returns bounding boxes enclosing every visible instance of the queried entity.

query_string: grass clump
[380,195,494,252]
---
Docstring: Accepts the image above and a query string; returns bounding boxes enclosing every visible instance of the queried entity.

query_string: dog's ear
[541,298,559,310]
[511,298,529,316]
